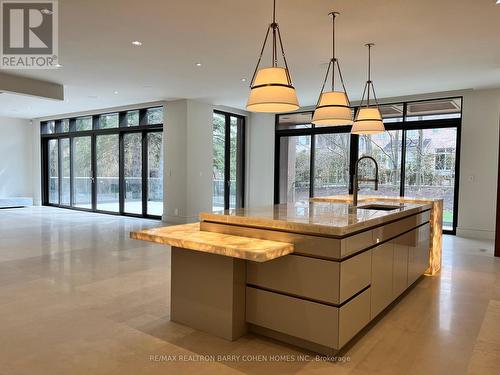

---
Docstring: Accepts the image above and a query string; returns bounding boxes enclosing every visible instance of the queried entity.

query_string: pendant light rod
[249,0,293,87]
[365,43,375,106]
[329,11,339,90]
[272,0,277,66]
[316,11,350,106]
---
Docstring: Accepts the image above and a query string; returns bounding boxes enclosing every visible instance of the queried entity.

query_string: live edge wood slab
[130,222,294,262]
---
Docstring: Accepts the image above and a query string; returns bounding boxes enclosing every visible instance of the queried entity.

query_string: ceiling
[1,0,500,119]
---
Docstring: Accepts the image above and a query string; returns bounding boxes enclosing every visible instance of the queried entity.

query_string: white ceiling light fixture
[246,0,299,113]
[351,43,385,135]
[195,62,202,67]
[312,12,352,127]
[113,90,119,94]
[131,40,143,46]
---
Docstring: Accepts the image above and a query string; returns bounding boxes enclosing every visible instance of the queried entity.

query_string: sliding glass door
[48,139,59,204]
[314,133,350,197]
[358,131,402,196]
[212,111,245,211]
[405,127,458,229]
[41,107,164,219]
[72,136,92,209]
[278,135,311,203]
[147,132,163,216]
[96,134,120,212]
[124,132,143,214]
[275,97,462,233]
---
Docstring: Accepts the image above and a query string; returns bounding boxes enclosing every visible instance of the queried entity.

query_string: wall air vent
[407,99,461,115]
[379,105,403,116]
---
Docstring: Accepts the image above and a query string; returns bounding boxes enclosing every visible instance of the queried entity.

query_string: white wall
[0,117,33,198]
[246,113,275,208]
[163,99,217,223]
[456,89,500,239]
[163,100,188,223]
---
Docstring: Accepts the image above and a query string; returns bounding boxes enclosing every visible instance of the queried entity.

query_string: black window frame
[213,110,246,211]
[274,96,462,235]
[40,106,164,220]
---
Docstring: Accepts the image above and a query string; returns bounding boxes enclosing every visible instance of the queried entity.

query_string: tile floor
[0,206,499,375]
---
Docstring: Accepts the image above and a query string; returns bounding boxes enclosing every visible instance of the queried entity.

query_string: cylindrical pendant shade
[246,67,300,113]
[312,91,353,126]
[351,107,385,134]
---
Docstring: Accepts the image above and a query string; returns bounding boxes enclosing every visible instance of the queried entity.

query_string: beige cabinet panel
[373,210,430,243]
[247,250,371,304]
[371,242,394,319]
[408,223,430,286]
[339,250,372,303]
[246,286,339,348]
[246,286,371,350]
[392,233,409,298]
[247,255,341,303]
[338,288,371,347]
[201,221,376,260]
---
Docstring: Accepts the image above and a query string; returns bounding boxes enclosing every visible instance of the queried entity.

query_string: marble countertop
[130,223,294,262]
[199,200,433,237]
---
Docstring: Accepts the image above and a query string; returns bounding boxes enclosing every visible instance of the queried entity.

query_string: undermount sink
[356,204,404,211]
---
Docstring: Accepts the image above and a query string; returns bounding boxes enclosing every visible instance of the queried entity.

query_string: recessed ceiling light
[241,78,247,82]
[113,91,119,94]
[195,62,202,67]
[40,8,52,15]
[132,40,143,46]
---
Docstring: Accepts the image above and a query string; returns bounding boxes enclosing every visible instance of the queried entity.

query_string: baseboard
[456,227,495,240]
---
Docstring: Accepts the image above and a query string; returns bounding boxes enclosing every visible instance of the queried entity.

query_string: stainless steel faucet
[353,156,379,206]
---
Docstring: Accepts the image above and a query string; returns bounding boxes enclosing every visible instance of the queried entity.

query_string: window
[358,130,403,196]
[41,107,164,219]
[405,129,458,229]
[48,139,58,204]
[434,147,455,171]
[60,138,71,205]
[127,110,139,126]
[75,117,92,131]
[123,133,142,214]
[314,133,350,197]
[279,136,311,203]
[147,132,163,216]
[99,113,119,129]
[60,119,70,133]
[73,136,92,209]
[212,111,245,211]
[146,107,163,125]
[275,97,462,233]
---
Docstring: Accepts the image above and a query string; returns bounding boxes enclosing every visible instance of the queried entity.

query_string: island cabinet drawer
[247,251,371,304]
[372,210,430,243]
[200,222,376,260]
[246,286,371,350]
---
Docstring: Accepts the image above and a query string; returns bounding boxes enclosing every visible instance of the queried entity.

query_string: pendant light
[312,12,353,126]
[246,0,299,113]
[351,43,385,134]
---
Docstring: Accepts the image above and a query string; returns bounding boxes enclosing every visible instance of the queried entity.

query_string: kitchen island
[131,199,435,355]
